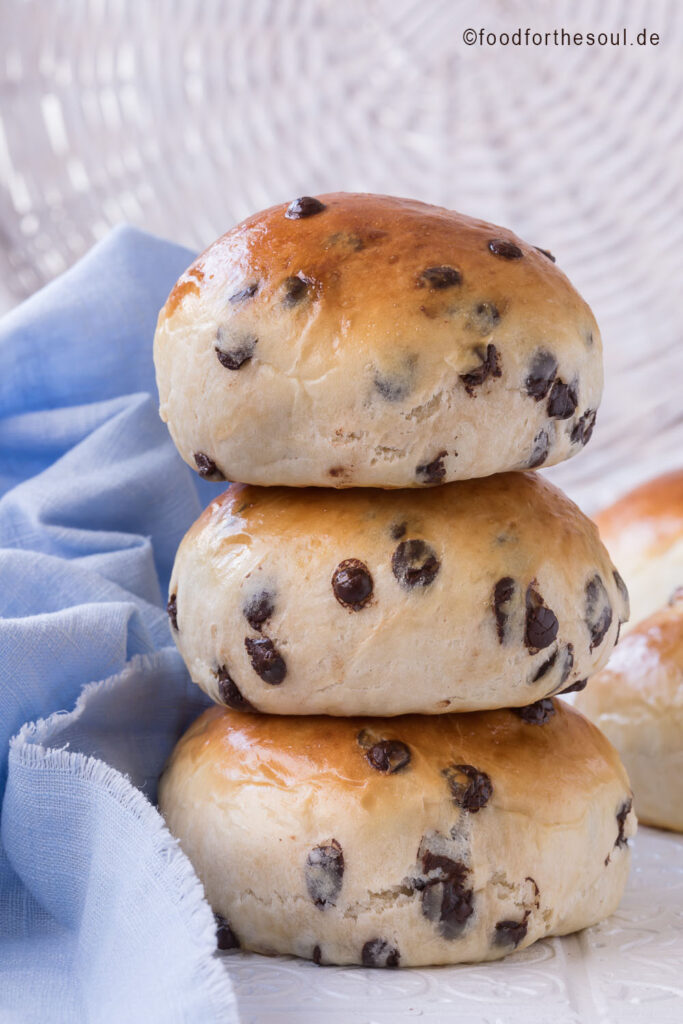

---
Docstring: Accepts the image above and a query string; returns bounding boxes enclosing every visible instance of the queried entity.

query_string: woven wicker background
[0,0,681,510]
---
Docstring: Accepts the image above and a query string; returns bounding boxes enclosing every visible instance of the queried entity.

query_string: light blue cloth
[0,227,238,1023]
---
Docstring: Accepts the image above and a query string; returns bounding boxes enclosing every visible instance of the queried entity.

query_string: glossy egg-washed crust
[154,193,602,488]
[167,472,629,715]
[577,593,683,831]
[595,469,683,630]
[159,701,635,967]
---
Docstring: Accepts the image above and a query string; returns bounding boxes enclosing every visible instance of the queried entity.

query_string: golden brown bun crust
[173,701,628,820]
[576,595,683,831]
[162,193,593,336]
[159,700,634,966]
[595,469,683,629]
[154,193,602,488]
[169,473,628,715]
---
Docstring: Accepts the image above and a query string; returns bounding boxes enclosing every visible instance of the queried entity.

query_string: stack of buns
[154,193,636,967]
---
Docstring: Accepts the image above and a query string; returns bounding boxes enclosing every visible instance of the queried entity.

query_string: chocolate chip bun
[167,472,628,715]
[576,592,683,832]
[595,469,683,631]
[159,701,635,967]
[154,193,602,488]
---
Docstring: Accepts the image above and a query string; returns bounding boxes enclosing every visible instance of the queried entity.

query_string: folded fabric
[0,227,237,1023]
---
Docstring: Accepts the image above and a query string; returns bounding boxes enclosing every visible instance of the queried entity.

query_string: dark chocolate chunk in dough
[615,798,632,848]
[229,281,258,304]
[570,409,597,446]
[488,238,523,260]
[494,918,528,947]
[243,591,275,630]
[419,265,462,289]
[215,914,240,950]
[532,649,557,682]
[525,585,559,651]
[285,196,326,219]
[443,764,493,812]
[528,428,551,468]
[244,637,287,685]
[534,246,556,263]
[282,274,310,307]
[391,539,440,589]
[305,840,344,909]
[513,698,556,725]
[420,851,474,939]
[524,350,558,400]
[585,574,613,651]
[547,380,578,419]
[215,328,257,370]
[460,344,501,394]
[361,938,400,968]
[493,577,515,643]
[559,677,587,695]
[416,450,448,485]
[366,739,411,774]
[193,452,224,479]
[332,559,374,610]
[215,666,257,712]
[166,593,178,631]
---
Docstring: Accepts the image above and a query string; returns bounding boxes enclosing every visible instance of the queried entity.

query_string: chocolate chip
[361,939,400,968]
[244,637,287,685]
[559,677,587,695]
[229,281,258,304]
[532,649,557,682]
[166,593,178,631]
[613,570,630,619]
[244,591,275,630]
[494,918,528,947]
[615,798,632,848]
[668,585,683,606]
[493,577,515,643]
[547,380,578,419]
[215,914,239,950]
[215,328,257,370]
[312,945,322,965]
[193,452,224,479]
[460,344,502,395]
[488,238,523,260]
[366,740,411,774]
[285,196,326,219]
[559,642,574,685]
[525,585,559,651]
[443,764,493,812]
[305,840,344,909]
[570,409,597,446]
[325,231,364,251]
[215,666,257,712]
[374,370,412,402]
[391,539,440,589]
[282,274,310,307]
[528,428,551,468]
[513,698,556,725]
[390,521,407,540]
[420,851,474,939]
[419,265,462,289]
[525,350,558,400]
[332,559,373,610]
[585,574,613,651]
[469,303,501,336]
[416,450,447,485]
[534,246,556,263]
